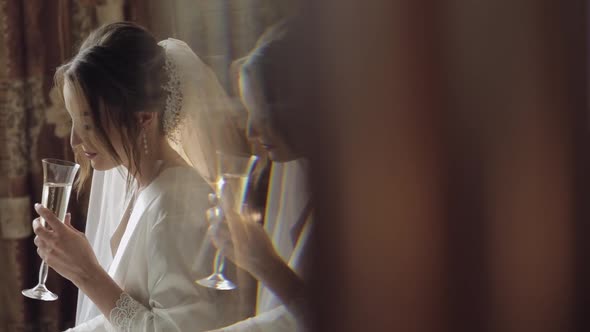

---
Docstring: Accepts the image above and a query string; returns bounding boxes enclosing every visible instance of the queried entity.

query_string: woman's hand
[34,203,127,321]
[206,192,306,309]
[206,193,282,280]
[32,203,101,287]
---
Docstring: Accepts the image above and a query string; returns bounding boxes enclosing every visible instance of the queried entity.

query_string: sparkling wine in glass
[197,151,257,290]
[22,158,79,301]
[219,174,249,210]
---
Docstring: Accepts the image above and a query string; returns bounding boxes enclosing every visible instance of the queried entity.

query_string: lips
[83,151,98,159]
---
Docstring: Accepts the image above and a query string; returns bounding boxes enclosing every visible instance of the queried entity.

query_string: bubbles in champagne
[41,183,72,226]
[218,174,248,212]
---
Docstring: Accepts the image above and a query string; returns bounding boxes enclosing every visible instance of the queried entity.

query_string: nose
[70,128,82,149]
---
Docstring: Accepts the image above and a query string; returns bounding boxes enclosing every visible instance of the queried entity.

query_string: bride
[31,22,243,331]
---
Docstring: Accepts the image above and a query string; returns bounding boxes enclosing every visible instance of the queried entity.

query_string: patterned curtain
[0,1,124,330]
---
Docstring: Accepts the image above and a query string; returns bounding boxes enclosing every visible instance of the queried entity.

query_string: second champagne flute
[197,151,257,290]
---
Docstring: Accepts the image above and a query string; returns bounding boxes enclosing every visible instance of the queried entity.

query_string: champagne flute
[197,151,257,290]
[22,158,80,301]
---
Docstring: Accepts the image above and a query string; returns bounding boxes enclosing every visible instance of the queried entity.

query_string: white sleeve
[69,203,224,331]
[122,213,221,331]
[64,314,109,332]
[210,305,302,332]
[69,217,221,331]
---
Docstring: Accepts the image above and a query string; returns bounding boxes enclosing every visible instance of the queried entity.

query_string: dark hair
[55,22,167,191]
[240,20,305,155]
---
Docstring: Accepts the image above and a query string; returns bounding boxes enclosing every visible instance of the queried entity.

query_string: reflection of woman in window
[208,21,312,332]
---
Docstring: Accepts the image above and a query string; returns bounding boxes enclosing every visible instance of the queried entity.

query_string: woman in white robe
[31,22,242,331]
[71,166,230,331]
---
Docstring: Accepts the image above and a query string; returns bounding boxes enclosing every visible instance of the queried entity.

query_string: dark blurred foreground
[297,1,590,332]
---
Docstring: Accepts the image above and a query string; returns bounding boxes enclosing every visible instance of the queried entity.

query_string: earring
[143,130,149,155]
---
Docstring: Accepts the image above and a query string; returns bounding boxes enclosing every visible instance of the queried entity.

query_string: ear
[135,112,156,128]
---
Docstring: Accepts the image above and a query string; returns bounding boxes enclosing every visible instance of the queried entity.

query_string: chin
[89,158,118,171]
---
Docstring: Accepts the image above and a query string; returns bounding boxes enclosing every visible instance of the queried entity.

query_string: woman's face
[240,73,298,162]
[64,80,124,171]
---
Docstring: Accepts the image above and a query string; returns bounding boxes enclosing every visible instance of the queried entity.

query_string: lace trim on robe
[109,293,144,331]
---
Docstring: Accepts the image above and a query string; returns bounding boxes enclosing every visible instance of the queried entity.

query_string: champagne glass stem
[38,261,49,286]
[213,250,225,274]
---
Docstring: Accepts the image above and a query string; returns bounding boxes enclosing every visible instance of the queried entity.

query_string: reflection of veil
[158,38,245,184]
[76,38,243,325]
